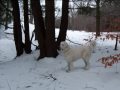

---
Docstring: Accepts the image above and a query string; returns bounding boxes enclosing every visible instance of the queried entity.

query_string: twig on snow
[6,80,11,90]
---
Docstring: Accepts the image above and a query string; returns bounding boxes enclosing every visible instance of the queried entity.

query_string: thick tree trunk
[11,0,23,56]
[23,0,31,54]
[57,0,69,49]
[45,0,58,57]
[96,0,100,37]
[31,0,46,59]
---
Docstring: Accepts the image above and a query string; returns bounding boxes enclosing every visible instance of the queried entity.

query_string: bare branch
[0,2,12,13]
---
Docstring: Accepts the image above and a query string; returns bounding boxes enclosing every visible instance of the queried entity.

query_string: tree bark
[23,0,31,54]
[11,0,24,56]
[31,0,46,59]
[45,0,58,57]
[57,0,69,49]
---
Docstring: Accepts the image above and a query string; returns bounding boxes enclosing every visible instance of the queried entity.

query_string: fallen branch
[41,73,57,81]
[0,23,13,29]
[6,80,11,90]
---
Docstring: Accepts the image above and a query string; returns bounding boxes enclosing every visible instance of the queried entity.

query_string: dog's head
[90,40,96,48]
[60,41,69,51]
[89,40,96,53]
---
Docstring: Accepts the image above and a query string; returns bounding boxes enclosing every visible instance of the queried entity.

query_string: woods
[0,1,120,89]
[0,0,120,59]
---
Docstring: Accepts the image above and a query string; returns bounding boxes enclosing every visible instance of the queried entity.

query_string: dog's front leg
[84,60,90,70]
[83,59,90,70]
[66,62,73,72]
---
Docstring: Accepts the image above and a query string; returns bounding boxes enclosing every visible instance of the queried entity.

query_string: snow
[0,26,120,90]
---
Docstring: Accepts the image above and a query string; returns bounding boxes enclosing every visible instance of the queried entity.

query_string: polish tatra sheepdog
[60,40,96,72]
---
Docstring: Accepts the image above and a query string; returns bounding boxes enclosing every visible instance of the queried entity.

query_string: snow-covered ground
[0,26,120,90]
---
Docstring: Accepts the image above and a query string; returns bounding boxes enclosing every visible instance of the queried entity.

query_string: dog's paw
[83,67,90,70]
[66,69,71,73]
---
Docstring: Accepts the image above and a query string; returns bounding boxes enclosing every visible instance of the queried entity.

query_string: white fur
[60,40,96,72]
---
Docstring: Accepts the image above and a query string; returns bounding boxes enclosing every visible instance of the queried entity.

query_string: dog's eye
[62,44,64,47]
[61,43,64,46]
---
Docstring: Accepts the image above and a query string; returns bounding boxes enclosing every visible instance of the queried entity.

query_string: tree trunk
[31,0,46,59]
[45,0,58,57]
[23,0,31,54]
[57,0,69,49]
[114,35,118,50]
[96,0,100,37]
[11,0,24,56]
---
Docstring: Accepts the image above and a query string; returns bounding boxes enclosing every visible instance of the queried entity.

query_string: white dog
[60,40,96,72]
